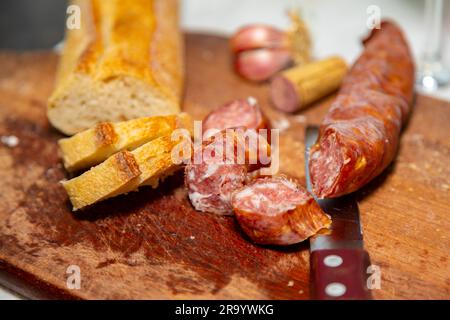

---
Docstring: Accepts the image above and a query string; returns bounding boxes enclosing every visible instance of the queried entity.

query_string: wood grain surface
[0,34,449,299]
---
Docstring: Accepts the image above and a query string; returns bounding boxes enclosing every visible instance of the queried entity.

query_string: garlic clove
[234,48,292,82]
[230,24,287,53]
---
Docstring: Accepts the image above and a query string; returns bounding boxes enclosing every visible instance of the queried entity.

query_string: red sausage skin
[309,21,415,199]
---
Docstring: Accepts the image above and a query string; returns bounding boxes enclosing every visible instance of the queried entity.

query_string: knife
[304,125,373,300]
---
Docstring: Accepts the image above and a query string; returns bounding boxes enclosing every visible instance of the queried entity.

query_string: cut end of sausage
[185,161,247,215]
[185,130,250,215]
[231,176,331,245]
[270,75,300,113]
[232,176,309,216]
[309,131,346,199]
[202,98,267,140]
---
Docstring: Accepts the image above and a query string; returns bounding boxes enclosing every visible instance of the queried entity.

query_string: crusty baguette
[48,0,184,135]
[62,134,187,210]
[59,113,192,172]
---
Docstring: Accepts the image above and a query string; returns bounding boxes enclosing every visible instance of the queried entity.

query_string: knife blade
[305,125,373,300]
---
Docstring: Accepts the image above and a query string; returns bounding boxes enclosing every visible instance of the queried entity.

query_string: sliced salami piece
[185,159,247,215]
[202,98,269,140]
[231,176,331,245]
[185,129,248,215]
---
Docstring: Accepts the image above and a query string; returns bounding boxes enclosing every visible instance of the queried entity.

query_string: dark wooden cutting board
[0,33,449,299]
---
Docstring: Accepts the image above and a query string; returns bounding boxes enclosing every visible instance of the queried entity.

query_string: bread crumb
[190,235,195,240]
[287,280,294,287]
[1,135,19,148]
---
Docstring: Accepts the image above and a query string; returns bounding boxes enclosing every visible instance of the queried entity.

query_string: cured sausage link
[231,176,331,245]
[309,21,414,199]
[341,21,415,110]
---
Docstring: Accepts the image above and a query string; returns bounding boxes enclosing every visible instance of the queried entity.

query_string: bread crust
[114,151,141,181]
[61,150,142,210]
[48,0,184,135]
[95,122,118,147]
[62,134,189,211]
[58,113,192,172]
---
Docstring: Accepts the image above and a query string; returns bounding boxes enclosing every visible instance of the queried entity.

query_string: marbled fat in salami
[186,160,247,215]
[309,21,415,198]
[185,128,270,215]
[231,176,331,245]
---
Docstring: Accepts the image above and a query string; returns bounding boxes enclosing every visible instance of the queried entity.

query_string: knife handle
[310,248,373,300]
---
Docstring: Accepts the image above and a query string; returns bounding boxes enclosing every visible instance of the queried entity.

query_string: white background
[1,0,449,300]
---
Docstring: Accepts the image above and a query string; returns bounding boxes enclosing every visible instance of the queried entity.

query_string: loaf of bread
[48,0,184,135]
[62,134,189,210]
[59,113,192,172]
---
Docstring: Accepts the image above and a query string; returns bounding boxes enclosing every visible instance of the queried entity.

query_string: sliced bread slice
[59,113,192,172]
[62,134,190,210]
